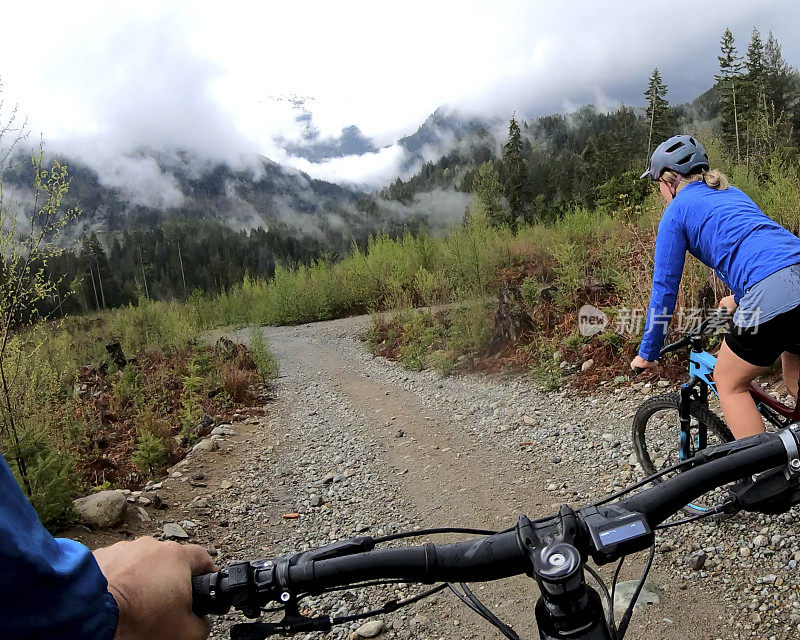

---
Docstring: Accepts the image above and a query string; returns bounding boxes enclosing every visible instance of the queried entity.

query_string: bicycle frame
[681,343,800,458]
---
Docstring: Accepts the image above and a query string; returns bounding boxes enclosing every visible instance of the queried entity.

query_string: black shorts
[725,303,800,367]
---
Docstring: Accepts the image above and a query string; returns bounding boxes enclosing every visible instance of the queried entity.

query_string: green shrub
[131,430,168,477]
[114,364,144,408]
[248,328,278,382]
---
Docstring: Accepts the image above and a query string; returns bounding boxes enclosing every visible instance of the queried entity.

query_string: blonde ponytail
[701,169,729,190]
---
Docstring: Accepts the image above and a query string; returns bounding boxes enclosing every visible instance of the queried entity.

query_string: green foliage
[520,277,543,306]
[502,116,528,227]
[114,364,144,408]
[644,68,671,154]
[399,312,438,370]
[529,341,563,391]
[471,161,508,228]
[131,430,168,477]
[248,328,279,382]
[179,358,205,443]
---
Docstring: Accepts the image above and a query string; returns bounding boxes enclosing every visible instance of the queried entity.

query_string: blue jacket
[639,181,800,361]
[0,453,118,639]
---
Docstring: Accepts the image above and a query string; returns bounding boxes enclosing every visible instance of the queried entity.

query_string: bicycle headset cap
[640,134,709,181]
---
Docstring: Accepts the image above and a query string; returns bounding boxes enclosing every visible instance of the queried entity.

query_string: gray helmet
[640,134,709,180]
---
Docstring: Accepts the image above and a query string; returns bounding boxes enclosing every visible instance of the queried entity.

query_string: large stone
[163,523,189,539]
[73,491,128,529]
[355,620,384,638]
[612,581,662,620]
[193,438,220,453]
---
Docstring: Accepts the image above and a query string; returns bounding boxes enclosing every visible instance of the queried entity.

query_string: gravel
[190,317,800,640]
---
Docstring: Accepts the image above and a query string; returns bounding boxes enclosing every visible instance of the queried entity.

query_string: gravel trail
[196,315,800,640]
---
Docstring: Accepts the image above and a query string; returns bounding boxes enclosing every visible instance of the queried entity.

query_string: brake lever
[231,599,333,640]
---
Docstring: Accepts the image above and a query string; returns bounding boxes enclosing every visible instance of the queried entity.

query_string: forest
[26,27,798,318]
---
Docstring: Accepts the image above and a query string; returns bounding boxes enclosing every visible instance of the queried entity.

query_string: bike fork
[679,380,706,461]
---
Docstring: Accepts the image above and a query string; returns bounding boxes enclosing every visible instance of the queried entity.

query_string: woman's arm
[637,215,688,362]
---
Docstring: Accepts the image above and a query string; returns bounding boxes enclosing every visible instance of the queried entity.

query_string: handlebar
[193,427,800,632]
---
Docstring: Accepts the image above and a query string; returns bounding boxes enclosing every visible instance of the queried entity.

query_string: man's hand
[718,295,738,313]
[630,355,657,372]
[94,537,216,640]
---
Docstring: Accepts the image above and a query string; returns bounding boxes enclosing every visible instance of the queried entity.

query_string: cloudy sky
[0,1,798,189]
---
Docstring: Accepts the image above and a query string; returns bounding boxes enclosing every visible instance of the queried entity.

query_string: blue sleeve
[638,212,687,361]
[0,453,119,640]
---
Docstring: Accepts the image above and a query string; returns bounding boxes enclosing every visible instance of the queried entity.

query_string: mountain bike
[192,428,800,640]
[631,313,800,515]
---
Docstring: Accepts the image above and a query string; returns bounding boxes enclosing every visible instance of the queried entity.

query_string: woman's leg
[715,339,768,439]
[782,352,800,400]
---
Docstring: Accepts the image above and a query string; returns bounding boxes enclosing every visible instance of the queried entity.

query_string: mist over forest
[3,25,798,317]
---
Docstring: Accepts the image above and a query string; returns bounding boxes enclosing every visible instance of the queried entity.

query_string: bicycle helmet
[640,134,709,180]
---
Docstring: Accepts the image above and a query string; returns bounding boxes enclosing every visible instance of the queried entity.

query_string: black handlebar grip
[192,572,230,617]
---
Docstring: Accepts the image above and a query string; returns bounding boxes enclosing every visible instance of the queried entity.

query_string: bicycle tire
[632,393,734,516]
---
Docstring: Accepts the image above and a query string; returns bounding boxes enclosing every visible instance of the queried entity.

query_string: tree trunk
[486,287,534,355]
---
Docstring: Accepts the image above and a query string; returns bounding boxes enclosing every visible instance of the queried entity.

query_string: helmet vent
[677,154,693,165]
[689,137,696,146]
[665,142,684,153]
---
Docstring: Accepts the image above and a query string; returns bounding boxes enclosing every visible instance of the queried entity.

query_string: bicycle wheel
[632,393,734,516]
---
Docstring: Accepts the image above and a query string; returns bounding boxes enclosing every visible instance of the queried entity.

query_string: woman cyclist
[631,134,800,439]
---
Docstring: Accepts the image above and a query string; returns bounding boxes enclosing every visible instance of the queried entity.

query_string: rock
[322,472,336,484]
[193,438,220,453]
[739,546,751,558]
[523,415,536,426]
[220,480,233,490]
[136,507,150,523]
[206,545,218,557]
[657,380,670,388]
[163,523,189,539]
[395,429,404,438]
[310,494,323,507]
[137,496,152,506]
[73,491,128,529]
[211,425,236,436]
[343,468,357,479]
[188,497,210,509]
[552,456,562,464]
[686,550,707,571]
[355,620,384,638]
[613,581,662,619]
[754,534,769,548]
[581,359,594,372]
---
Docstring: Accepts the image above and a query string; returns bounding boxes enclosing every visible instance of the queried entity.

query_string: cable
[654,502,732,529]
[608,557,625,634]
[616,543,656,640]
[584,564,619,640]
[295,580,408,603]
[332,583,448,624]
[371,526,500,543]
[591,459,695,508]
[447,583,521,640]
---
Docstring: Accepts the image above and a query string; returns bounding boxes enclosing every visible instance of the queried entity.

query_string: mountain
[283,125,379,162]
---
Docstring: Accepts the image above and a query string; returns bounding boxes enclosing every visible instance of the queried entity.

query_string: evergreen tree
[743,29,766,120]
[715,28,744,159]
[764,31,794,118]
[502,116,529,226]
[471,162,507,228]
[644,68,670,158]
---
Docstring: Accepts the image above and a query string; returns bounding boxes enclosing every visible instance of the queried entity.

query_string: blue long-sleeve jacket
[639,180,800,361]
[0,452,118,639]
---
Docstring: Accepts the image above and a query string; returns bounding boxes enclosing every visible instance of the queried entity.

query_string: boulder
[73,491,128,529]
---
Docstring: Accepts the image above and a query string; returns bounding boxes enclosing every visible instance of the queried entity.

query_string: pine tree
[764,31,793,118]
[743,28,767,122]
[644,68,670,158]
[715,28,744,159]
[502,116,528,227]
[471,162,507,228]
